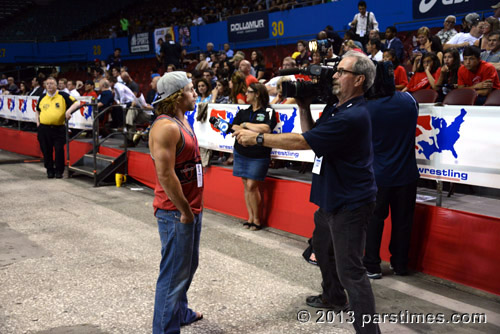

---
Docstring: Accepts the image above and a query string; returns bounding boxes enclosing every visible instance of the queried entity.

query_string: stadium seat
[483,90,500,106]
[443,88,478,105]
[411,89,438,103]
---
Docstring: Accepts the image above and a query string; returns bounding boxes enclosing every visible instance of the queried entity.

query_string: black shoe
[306,295,350,311]
[55,172,63,179]
[47,172,55,179]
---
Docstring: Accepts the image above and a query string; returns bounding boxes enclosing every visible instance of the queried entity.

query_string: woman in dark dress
[231,83,277,230]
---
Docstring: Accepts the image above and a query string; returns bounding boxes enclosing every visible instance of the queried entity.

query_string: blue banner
[413,0,497,19]
[227,12,269,43]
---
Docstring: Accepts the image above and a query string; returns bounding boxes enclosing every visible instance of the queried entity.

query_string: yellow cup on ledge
[115,173,127,187]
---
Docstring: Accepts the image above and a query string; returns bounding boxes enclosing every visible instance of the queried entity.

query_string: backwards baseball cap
[492,2,500,9]
[152,71,191,105]
[464,13,480,25]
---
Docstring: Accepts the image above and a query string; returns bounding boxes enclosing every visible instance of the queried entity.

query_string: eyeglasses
[246,90,255,94]
[337,68,361,76]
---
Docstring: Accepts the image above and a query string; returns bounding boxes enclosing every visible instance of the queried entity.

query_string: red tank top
[152,115,204,214]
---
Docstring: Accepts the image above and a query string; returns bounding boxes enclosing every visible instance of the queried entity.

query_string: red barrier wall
[2,127,499,296]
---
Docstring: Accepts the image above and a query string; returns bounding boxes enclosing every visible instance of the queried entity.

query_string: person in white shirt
[67,80,81,97]
[108,76,137,128]
[444,15,481,59]
[57,78,70,94]
[349,0,378,45]
[366,38,383,61]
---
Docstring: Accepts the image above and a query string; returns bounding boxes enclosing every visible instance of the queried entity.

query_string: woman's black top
[232,105,277,158]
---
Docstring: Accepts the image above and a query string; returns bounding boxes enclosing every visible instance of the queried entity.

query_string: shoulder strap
[366,12,371,31]
[151,115,185,156]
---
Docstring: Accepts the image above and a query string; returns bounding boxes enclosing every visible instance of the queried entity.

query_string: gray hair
[445,15,456,23]
[343,51,376,92]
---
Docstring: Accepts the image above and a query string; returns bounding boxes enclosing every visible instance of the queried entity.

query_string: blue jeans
[153,209,202,334]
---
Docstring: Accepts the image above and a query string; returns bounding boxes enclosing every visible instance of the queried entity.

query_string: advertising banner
[416,104,500,189]
[0,95,93,129]
[227,12,269,43]
[413,0,497,19]
[129,32,152,54]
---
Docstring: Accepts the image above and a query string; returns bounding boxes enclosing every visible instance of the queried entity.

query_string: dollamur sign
[227,12,269,43]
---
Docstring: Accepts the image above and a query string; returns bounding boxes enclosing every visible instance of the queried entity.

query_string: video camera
[279,57,340,104]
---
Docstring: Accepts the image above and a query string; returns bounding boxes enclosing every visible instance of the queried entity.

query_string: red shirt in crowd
[245,74,258,87]
[394,65,408,88]
[406,71,439,92]
[83,91,98,99]
[457,60,500,89]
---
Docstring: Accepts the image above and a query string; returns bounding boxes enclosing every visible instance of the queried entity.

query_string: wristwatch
[242,122,247,129]
[256,133,264,146]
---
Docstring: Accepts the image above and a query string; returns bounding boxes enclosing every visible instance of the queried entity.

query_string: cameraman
[234,51,380,334]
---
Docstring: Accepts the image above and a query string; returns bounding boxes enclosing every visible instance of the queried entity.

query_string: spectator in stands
[444,14,482,56]
[229,53,245,73]
[0,74,7,88]
[343,30,364,53]
[57,78,70,94]
[97,79,114,122]
[293,40,312,67]
[348,0,379,46]
[36,77,80,179]
[366,38,383,61]
[458,46,500,104]
[146,75,160,105]
[311,51,322,65]
[203,69,217,88]
[108,75,137,128]
[404,52,440,93]
[266,56,298,100]
[206,42,215,58]
[481,30,500,69]
[342,40,364,55]
[67,80,81,97]
[124,90,154,147]
[412,26,432,56]
[251,50,266,81]
[93,68,105,91]
[475,17,500,51]
[119,15,130,36]
[384,26,404,62]
[192,13,206,25]
[324,25,344,55]
[434,48,460,101]
[239,60,259,87]
[369,29,381,42]
[436,16,458,45]
[155,38,164,64]
[229,71,247,104]
[83,80,98,99]
[29,77,44,97]
[210,79,231,104]
[223,43,234,58]
[5,77,19,95]
[166,64,176,73]
[270,77,296,104]
[160,34,182,69]
[107,48,123,70]
[230,82,277,231]
[121,72,140,94]
[195,78,212,103]
[383,49,408,91]
[110,67,124,84]
[18,81,28,95]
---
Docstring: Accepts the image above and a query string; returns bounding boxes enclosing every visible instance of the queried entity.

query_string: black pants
[363,181,417,274]
[312,203,380,334]
[37,124,66,175]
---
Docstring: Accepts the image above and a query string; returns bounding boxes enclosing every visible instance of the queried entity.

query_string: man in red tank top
[149,71,204,334]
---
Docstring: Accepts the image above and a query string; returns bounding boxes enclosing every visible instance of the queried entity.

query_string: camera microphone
[209,116,234,134]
